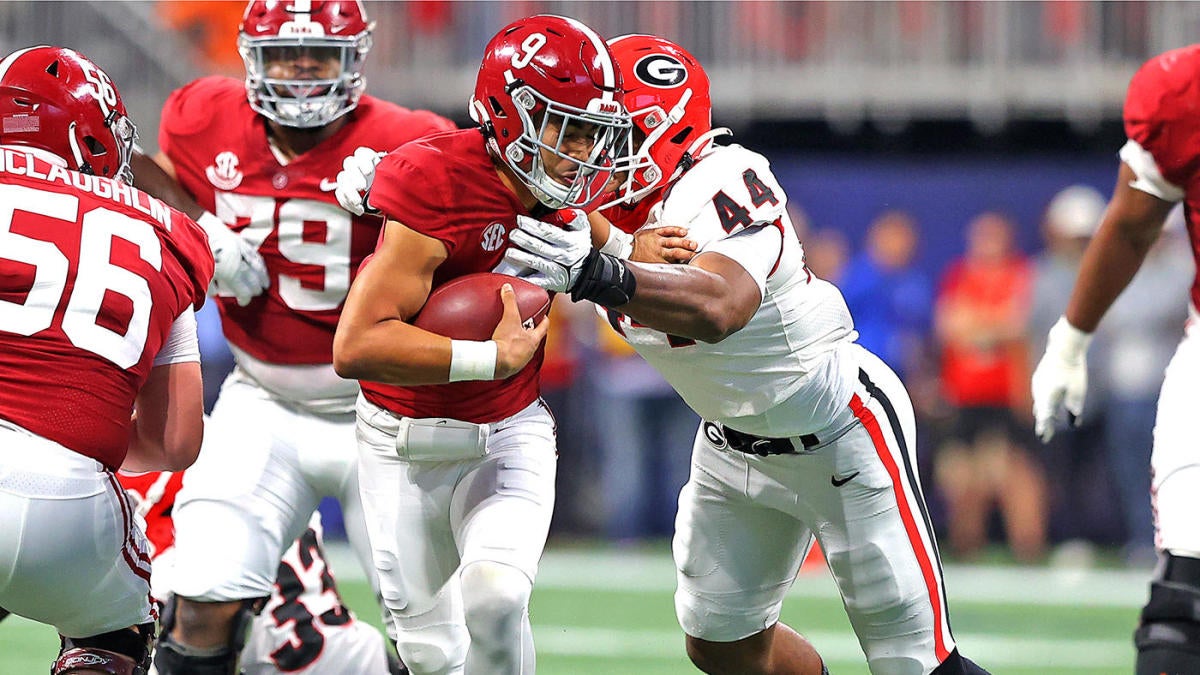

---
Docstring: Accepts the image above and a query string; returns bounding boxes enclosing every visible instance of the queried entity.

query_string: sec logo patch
[482,222,507,252]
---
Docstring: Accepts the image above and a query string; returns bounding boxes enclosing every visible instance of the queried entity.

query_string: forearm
[1064,218,1158,333]
[615,261,748,342]
[130,151,205,220]
[333,318,459,385]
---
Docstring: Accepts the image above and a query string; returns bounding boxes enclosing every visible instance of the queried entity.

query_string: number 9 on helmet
[469,15,632,212]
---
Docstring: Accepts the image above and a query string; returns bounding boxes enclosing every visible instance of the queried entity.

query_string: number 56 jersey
[159,76,454,375]
[0,149,213,469]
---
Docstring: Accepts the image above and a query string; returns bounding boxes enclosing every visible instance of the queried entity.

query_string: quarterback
[502,35,990,675]
[0,46,212,675]
[333,14,630,675]
[1032,43,1200,675]
[128,1,453,672]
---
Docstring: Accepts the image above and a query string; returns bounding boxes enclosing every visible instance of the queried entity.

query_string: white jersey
[604,145,858,437]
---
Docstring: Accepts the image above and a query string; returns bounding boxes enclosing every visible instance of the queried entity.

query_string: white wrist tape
[448,340,498,382]
[600,225,634,259]
[1048,316,1093,359]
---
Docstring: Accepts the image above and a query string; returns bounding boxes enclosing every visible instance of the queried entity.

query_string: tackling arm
[614,252,761,343]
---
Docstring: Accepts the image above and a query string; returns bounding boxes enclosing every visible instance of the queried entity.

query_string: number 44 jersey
[159,76,454,370]
[0,148,213,469]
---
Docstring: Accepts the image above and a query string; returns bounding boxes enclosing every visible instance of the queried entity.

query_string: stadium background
[1,2,1195,672]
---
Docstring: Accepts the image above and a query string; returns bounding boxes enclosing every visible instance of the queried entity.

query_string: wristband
[448,339,498,382]
[570,250,637,308]
[1048,316,1093,358]
[600,225,634,259]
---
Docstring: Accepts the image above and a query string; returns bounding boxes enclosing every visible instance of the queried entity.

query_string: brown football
[412,273,551,341]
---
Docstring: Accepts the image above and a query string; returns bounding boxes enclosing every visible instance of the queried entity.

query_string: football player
[117,470,399,674]
[330,14,630,675]
[126,1,454,672]
[0,46,212,675]
[500,35,991,675]
[1031,44,1200,675]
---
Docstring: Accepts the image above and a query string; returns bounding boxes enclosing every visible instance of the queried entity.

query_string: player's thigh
[672,435,814,643]
[173,378,321,600]
[356,398,464,618]
[0,474,153,637]
[1152,329,1200,552]
[814,355,955,673]
[452,402,558,581]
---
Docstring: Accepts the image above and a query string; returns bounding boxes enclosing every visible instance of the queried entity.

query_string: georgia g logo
[633,54,688,88]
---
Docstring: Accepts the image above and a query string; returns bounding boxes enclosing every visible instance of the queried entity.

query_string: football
[412,273,551,341]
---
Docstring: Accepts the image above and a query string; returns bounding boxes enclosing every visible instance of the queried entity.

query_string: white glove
[197,211,269,307]
[335,146,384,216]
[1031,316,1093,443]
[500,210,592,292]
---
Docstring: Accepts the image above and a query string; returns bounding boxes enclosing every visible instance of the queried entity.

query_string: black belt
[707,422,819,456]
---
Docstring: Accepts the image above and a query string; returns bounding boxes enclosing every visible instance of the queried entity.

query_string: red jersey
[1124,45,1200,310]
[116,470,185,556]
[937,257,1031,408]
[0,149,213,469]
[159,76,454,365]
[361,129,544,424]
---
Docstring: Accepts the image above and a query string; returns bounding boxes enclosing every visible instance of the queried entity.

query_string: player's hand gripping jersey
[1121,44,1200,311]
[0,148,212,468]
[602,145,857,437]
[159,76,452,406]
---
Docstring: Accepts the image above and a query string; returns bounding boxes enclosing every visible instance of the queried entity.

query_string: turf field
[0,543,1148,674]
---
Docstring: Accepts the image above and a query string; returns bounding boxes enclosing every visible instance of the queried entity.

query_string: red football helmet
[606,35,725,206]
[470,15,631,211]
[0,46,137,182]
[238,0,374,128]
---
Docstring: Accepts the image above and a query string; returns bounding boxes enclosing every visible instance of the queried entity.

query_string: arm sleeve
[152,308,200,366]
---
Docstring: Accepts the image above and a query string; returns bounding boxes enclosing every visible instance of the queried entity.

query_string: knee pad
[1135,553,1200,666]
[55,622,154,675]
[459,561,532,645]
[153,596,266,675]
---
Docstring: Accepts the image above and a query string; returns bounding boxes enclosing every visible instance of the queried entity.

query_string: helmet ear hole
[487,96,507,118]
[83,135,107,156]
[669,126,694,145]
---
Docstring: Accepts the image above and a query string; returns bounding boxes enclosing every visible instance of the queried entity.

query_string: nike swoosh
[319,178,338,191]
[830,471,859,487]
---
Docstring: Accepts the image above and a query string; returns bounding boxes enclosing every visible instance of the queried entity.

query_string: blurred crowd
[194,182,1192,568]
[163,1,1193,570]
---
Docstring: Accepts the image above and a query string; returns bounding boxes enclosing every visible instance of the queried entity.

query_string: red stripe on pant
[849,393,950,662]
[107,472,152,583]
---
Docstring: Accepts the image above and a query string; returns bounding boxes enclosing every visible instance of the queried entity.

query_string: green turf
[0,544,1147,674]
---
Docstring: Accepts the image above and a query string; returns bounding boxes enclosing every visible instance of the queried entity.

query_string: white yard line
[533,625,1132,669]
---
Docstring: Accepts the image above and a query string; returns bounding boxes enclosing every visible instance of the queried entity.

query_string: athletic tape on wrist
[449,340,498,382]
[600,226,634,259]
[570,251,637,308]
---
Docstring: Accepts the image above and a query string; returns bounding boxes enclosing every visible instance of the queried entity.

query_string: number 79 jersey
[0,149,213,468]
[159,76,454,365]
